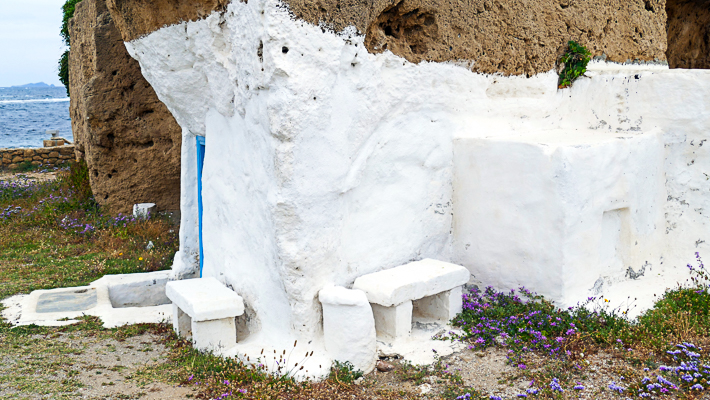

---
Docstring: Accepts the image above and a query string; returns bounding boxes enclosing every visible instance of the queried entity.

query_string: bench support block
[172,303,237,351]
[413,286,463,322]
[191,317,237,352]
[372,301,412,340]
[173,304,193,338]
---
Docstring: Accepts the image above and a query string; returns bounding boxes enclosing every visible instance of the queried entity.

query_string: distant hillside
[11,82,61,88]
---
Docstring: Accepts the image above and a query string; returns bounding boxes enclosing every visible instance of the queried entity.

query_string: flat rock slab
[353,259,470,307]
[166,277,244,322]
[36,288,98,313]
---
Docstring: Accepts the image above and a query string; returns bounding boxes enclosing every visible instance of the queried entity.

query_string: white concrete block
[166,277,244,322]
[319,286,376,373]
[191,317,237,352]
[413,286,463,322]
[353,259,470,307]
[133,203,156,219]
[371,301,412,341]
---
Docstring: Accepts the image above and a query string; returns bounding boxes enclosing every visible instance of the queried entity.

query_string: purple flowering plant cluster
[0,168,147,236]
[0,176,42,203]
[688,252,709,293]
[625,342,709,398]
[448,252,710,399]
[453,286,627,357]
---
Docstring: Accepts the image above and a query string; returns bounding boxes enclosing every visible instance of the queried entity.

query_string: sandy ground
[0,170,60,182]
[0,332,193,400]
[364,346,710,399]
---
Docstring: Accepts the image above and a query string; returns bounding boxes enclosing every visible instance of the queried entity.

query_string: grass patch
[0,164,181,397]
[0,316,167,399]
[0,162,177,300]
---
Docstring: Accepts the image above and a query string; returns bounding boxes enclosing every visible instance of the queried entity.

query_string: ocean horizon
[0,86,72,149]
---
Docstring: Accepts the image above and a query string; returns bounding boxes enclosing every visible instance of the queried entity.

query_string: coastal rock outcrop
[667,0,710,69]
[68,0,181,214]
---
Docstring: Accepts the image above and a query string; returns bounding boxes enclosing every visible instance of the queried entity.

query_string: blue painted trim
[196,136,206,278]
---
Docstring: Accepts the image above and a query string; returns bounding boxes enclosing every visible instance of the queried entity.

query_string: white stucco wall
[453,129,667,305]
[123,0,710,350]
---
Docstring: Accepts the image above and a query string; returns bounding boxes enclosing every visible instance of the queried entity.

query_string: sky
[0,0,67,87]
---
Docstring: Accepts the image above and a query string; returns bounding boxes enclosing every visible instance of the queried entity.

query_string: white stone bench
[166,277,244,351]
[353,259,470,341]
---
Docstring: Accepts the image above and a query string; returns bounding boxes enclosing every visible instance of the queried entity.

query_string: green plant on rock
[58,0,83,95]
[557,40,591,89]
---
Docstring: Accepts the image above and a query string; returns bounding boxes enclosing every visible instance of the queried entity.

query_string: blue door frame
[196,136,206,277]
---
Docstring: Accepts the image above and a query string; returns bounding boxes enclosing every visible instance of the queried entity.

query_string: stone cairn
[0,138,75,170]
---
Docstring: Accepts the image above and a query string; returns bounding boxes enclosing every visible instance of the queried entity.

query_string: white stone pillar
[319,286,376,373]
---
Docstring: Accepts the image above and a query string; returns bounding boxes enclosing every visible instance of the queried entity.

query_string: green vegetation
[330,361,364,385]
[557,40,592,89]
[58,0,83,95]
[0,161,176,301]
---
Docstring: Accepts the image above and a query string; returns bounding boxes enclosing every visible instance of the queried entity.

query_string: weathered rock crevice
[666,0,710,69]
[69,0,182,214]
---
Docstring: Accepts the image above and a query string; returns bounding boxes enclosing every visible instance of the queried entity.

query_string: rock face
[296,0,669,75]
[69,0,181,214]
[107,0,668,76]
[667,0,710,69]
[106,0,231,42]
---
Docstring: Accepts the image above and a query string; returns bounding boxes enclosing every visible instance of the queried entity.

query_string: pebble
[376,360,395,372]
[418,383,432,395]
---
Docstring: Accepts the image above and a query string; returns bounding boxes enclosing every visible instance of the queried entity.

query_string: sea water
[0,86,72,149]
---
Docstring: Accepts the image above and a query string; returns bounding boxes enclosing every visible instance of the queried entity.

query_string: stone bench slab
[352,259,470,307]
[166,277,244,322]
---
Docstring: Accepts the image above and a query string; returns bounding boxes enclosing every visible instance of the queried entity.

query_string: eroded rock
[293,0,669,75]
[106,0,231,42]
[69,0,181,214]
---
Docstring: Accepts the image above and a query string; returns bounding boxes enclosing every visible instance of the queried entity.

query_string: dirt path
[0,331,193,399]
[0,170,60,182]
